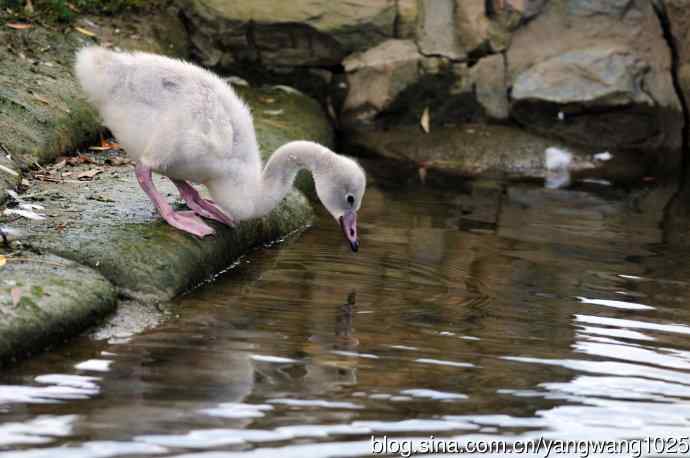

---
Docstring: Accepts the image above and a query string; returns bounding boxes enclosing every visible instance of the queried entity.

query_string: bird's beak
[339,210,359,252]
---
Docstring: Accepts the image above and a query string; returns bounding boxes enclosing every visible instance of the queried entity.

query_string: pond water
[2,167,690,457]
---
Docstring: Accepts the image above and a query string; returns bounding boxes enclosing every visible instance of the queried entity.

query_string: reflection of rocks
[348,124,645,183]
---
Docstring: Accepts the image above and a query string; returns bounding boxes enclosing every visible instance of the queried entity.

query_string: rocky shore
[0,7,332,365]
[3,0,690,365]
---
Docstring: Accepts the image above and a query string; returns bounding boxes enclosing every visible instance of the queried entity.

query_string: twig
[261,118,288,129]
[5,257,66,267]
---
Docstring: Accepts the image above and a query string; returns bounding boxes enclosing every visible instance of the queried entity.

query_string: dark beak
[339,210,359,252]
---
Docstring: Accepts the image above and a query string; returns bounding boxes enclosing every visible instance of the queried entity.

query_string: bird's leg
[134,164,215,238]
[172,180,236,227]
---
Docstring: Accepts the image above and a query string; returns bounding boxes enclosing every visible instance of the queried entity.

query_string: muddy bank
[0,11,334,364]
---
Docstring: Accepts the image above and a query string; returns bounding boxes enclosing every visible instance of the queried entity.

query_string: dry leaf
[7,22,32,30]
[0,255,6,268]
[66,2,80,12]
[67,155,93,165]
[33,94,50,105]
[0,164,19,177]
[78,168,103,180]
[11,288,22,307]
[105,156,130,166]
[420,107,430,134]
[91,136,121,151]
[89,143,120,151]
[74,26,97,37]
[54,159,67,170]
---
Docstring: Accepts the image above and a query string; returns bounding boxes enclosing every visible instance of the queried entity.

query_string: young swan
[74,46,365,251]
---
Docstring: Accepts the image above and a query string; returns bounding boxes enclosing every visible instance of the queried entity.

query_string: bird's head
[313,154,366,252]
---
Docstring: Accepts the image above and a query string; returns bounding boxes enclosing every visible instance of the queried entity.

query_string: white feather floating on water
[545,147,573,171]
[593,151,612,161]
[544,147,573,189]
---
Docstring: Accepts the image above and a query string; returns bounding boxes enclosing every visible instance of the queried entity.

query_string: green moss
[1,0,166,22]
[0,253,117,365]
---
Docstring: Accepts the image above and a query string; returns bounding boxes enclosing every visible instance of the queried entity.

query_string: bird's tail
[74,46,118,105]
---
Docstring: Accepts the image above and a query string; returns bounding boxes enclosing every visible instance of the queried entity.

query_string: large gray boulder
[507,0,683,156]
[342,40,423,127]
[663,0,690,113]
[181,0,397,69]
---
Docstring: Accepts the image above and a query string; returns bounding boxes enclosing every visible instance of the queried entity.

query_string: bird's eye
[346,194,355,206]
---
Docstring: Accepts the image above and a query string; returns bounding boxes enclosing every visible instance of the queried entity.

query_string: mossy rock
[0,252,117,365]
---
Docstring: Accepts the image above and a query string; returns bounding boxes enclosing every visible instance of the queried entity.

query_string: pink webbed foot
[164,211,215,238]
[197,198,236,227]
[173,180,236,227]
[135,164,215,239]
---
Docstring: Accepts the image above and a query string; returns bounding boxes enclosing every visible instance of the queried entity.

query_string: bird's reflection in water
[335,291,359,348]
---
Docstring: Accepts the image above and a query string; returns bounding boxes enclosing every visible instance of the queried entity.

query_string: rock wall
[181,0,687,176]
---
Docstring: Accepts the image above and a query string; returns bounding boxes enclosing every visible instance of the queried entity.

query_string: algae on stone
[0,253,117,365]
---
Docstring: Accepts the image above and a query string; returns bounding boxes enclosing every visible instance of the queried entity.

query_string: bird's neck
[253,141,332,217]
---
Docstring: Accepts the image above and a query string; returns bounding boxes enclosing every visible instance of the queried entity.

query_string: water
[2,170,690,457]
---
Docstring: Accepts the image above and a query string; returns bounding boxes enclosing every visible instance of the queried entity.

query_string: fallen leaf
[74,26,97,37]
[89,144,120,151]
[33,94,50,105]
[53,159,67,170]
[67,155,93,165]
[90,137,121,151]
[77,168,103,180]
[0,255,6,267]
[105,156,130,166]
[66,2,80,12]
[0,164,19,177]
[11,288,22,306]
[6,22,32,30]
[272,85,303,95]
[420,107,430,133]
[224,76,249,87]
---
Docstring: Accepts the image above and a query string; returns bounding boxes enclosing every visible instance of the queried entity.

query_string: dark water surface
[2,174,690,457]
